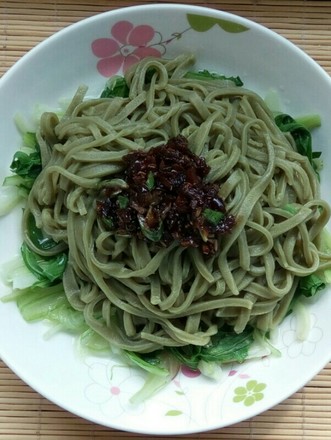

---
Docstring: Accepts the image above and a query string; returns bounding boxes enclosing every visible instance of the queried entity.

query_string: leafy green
[185,69,243,86]
[10,150,41,179]
[125,351,169,377]
[129,370,171,405]
[26,213,60,251]
[289,272,328,342]
[197,359,223,380]
[3,174,35,193]
[125,351,179,405]
[275,114,321,175]
[170,326,254,370]
[8,283,87,335]
[294,114,321,131]
[10,133,41,178]
[296,274,326,298]
[287,273,327,318]
[291,299,311,341]
[22,132,39,150]
[79,328,110,353]
[8,132,41,192]
[21,242,67,286]
[16,284,67,322]
[1,252,39,289]
[100,76,129,98]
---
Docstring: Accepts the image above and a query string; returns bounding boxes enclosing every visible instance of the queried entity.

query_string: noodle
[22,54,331,352]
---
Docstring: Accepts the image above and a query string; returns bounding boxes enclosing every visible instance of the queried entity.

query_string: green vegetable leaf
[23,132,39,150]
[9,282,87,333]
[79,328,110,353]
[170,326,254,369]
[275,113,320,176]
[27,213,60,251]
[287,273,327,318]
[169,344,202,370]
[125,351,169,377]
[21,242,67,285]
[294,114,321,131]
[185,70,243,86]
[15,283,68,322]
[3,174,35,192]
[10,150,41,179]
[126,351,178,405]
[100,76,129,98]
[187,14,249,33]
[296,274,326,298]
[8,132,42,192]
[201,326,254,364]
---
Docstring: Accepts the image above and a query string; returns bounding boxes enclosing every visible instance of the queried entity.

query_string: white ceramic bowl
[1,4,331,435]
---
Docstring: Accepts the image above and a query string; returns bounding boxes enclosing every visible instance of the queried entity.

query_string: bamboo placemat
[1,1,331,438]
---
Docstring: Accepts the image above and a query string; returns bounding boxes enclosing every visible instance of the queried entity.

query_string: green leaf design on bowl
[187,14,249,33]
[165,410,183,416]
[233,380,266,406]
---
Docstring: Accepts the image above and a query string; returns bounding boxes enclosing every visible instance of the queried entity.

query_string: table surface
[1,1,331,439]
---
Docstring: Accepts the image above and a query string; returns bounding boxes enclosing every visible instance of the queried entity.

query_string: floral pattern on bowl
[91,13,249,77]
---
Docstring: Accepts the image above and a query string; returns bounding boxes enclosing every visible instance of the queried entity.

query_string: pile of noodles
[22,54,331,352]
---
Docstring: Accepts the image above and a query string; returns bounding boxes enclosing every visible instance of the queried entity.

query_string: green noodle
[22,54,331,352]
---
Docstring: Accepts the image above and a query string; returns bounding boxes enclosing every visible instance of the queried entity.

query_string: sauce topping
[96,135,235,255]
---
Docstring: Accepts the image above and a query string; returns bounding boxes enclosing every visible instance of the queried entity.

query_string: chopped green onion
[203,208,224,225]
[138,216,164,242]
[102,217,114,229]
[117,195,129,209]
[146,171,155,190]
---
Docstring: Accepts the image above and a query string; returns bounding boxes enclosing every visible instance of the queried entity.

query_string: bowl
[1,3,331,435]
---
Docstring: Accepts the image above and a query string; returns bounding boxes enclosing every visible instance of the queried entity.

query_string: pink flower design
[91,20,165,77]
[180,365,201,378]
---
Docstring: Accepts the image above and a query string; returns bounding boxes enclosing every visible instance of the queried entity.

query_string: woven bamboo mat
[1,0,331,438]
